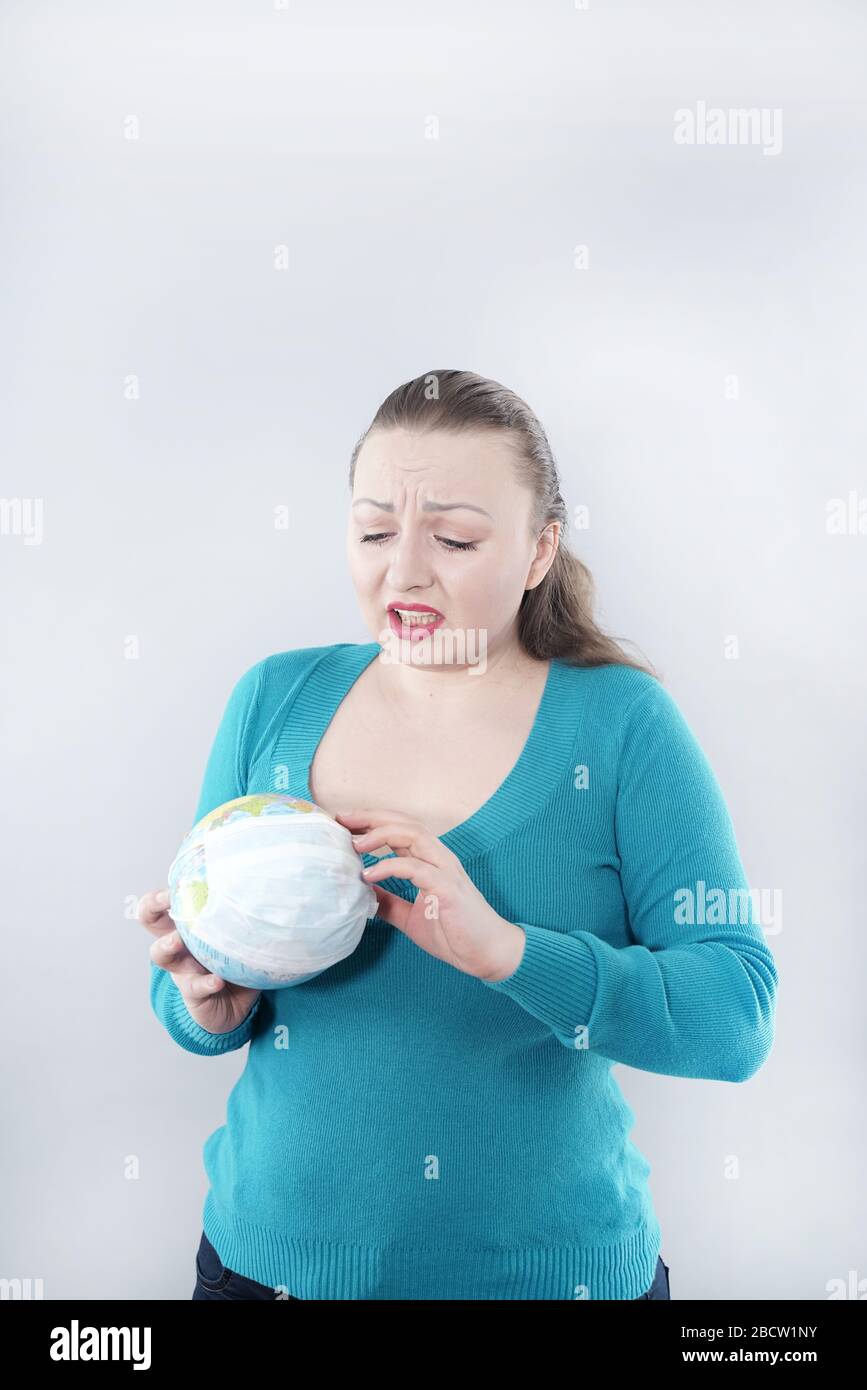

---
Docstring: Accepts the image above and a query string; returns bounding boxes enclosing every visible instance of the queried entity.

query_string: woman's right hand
[137,888,262,1035]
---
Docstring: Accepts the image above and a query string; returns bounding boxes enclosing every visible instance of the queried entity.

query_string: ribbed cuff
[152,962,262,1055]
[481,923,598,1046]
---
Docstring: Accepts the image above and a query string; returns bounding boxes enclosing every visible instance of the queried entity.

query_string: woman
[139,369,777,1301]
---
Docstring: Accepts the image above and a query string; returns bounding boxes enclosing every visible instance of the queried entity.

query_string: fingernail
[155,890,169,907]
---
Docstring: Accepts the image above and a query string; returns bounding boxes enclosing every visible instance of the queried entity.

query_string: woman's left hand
[334,809,526,981]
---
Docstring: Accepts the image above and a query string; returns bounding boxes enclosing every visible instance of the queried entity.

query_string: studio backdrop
[1,0,864,1301]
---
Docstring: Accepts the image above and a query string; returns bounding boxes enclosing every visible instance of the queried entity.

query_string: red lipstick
[386,601,445,641]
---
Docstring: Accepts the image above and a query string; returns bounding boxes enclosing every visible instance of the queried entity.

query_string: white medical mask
[168,803,377,989]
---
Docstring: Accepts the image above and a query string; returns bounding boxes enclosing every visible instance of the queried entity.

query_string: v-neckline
[269,642,577,893]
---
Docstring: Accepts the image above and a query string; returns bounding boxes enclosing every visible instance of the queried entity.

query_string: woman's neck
[369,638,548,723]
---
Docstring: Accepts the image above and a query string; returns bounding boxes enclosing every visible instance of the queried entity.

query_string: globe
[167,793,377,990]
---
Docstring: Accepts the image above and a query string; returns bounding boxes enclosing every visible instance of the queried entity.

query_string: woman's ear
[525,521,560,591]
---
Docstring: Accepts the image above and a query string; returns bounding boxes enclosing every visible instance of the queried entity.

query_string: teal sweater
[150,642,778,1300]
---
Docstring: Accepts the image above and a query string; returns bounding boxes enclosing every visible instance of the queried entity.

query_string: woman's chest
[307,678,543,839]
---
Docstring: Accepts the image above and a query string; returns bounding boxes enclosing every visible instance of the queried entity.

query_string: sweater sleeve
[483,679,778,1082]
[149,659,266,1056]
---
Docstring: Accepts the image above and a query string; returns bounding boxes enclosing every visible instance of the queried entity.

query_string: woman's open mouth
[387,603,445,640]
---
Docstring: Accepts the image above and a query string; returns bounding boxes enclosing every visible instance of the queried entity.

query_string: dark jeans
[193,1228,671,1301]
[193,1229,299,1300]
[635,1255,671,1299]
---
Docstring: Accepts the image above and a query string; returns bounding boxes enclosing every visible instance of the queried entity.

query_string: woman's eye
[359,533,477,552]
[436,536,478,552]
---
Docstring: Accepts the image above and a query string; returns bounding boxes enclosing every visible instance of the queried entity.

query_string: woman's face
[347,426,557,666]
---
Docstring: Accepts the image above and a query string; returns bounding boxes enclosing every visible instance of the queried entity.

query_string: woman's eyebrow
[351,497,493,518]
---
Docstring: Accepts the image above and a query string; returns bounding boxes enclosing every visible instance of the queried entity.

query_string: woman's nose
[386,528,433,591]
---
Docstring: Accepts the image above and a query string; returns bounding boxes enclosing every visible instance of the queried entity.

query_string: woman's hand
[137,888,262,1034]
[334,810,526,981]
